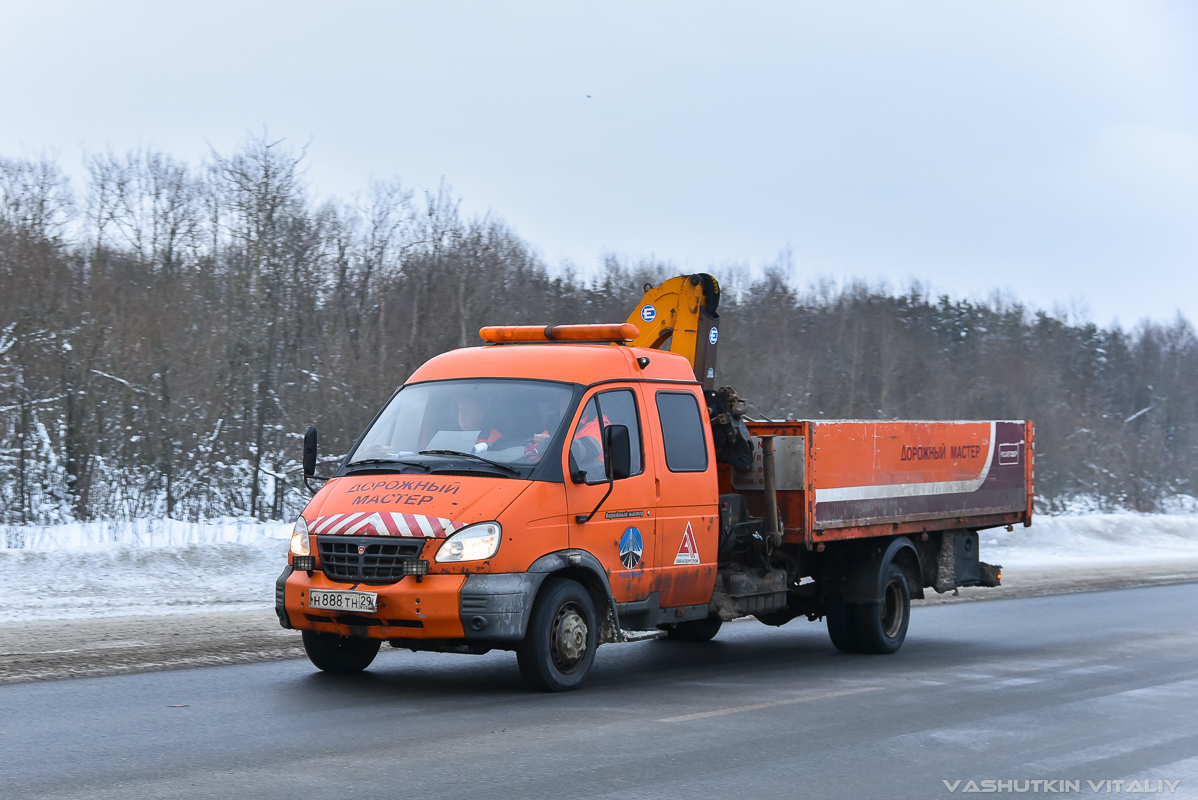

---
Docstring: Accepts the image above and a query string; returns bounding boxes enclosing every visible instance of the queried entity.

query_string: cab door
[565,387,658,603]
[649,387,719,608]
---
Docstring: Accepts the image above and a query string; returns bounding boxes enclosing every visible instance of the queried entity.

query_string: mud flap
[935,531,981,592]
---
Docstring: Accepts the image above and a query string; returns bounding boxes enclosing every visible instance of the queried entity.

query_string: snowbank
[1,518,291,551]
[983,514,1198,568]
[0,520,290,621]
[2,514,1197,622]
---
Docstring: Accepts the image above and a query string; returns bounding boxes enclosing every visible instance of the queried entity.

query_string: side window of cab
[655,390,708,472]
[569,389,644,485]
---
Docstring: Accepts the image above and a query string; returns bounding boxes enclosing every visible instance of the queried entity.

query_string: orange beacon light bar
[479,323,641,344]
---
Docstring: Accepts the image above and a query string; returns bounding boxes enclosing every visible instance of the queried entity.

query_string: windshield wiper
[417,450,521,476]
[345,458,431,473]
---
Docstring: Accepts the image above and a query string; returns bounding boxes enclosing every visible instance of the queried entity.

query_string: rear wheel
[302,630,381,673]
[661,615,723,641]
[825,592,859,653]
[852,563,910,654]
[516,578,598,692]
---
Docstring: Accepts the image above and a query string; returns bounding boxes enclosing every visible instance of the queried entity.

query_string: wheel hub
[881,580,907,639]
[550,602,588,672]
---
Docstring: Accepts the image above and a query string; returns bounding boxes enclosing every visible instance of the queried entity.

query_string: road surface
[3,583,1197,799]
[6,559,1198,686]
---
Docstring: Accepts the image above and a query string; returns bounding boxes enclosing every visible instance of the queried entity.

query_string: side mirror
[303,426,318,477]
[604,424,632,481]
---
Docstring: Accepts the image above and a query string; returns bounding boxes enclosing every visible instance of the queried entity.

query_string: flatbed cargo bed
[724,419,1034,548]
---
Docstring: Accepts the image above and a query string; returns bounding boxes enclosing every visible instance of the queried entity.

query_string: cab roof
[407,343,699,386]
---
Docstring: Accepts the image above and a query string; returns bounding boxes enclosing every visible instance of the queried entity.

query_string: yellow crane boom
[624,273,721,389]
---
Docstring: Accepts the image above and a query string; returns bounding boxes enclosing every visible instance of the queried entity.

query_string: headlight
[435,522,502,563]
[289,516,310,556]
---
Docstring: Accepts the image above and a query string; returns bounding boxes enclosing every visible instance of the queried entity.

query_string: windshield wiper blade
[417,450,521,475]
[345,458,431,473]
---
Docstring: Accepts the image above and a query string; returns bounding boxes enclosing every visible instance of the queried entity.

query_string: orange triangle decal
[673,521,700,565]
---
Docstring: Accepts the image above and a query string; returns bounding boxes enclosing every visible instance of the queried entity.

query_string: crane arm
[624,273,721,389]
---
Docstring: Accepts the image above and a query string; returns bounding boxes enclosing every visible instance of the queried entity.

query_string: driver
[524,393,580,463]
[524,393,571,462]
[458,396,504,451]
[538,398,608,479]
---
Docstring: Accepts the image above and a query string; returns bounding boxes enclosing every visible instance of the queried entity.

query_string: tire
[661,615,723,641]
[851,563,911,654]
[302,630,381,673]
[825,592,859,653]
[516,578,598,692]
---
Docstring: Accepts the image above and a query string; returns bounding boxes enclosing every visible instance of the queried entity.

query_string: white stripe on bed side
[815,422,997,504]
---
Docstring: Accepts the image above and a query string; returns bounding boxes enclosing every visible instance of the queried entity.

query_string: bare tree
[2,145,1196,523]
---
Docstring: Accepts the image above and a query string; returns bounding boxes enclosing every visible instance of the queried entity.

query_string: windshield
[348,379,575,471]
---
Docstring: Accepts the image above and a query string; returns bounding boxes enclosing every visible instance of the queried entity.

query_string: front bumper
[276,567,545,643]
[278,566,468,640]
[458,572,546,641]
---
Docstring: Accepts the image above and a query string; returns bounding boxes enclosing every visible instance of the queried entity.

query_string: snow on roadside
[983,514,1198,568]
[2,514,1197,622]
[1,518,291,551]
[0,520,290,621]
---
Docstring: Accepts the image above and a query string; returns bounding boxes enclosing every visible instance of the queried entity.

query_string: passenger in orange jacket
[568,403,606,478]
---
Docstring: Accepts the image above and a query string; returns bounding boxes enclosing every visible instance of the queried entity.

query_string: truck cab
[278,338,720,691]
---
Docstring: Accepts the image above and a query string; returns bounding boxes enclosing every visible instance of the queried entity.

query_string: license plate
[308,589,378,613]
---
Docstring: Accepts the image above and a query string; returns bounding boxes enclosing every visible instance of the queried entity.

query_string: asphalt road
[8,560,1198,686]
[3,583,1198,800]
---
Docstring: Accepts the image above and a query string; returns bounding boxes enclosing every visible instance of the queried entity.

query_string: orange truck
[277,274,1033,691]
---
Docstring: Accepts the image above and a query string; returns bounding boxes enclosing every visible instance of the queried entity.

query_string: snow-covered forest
[2,136,1196,524]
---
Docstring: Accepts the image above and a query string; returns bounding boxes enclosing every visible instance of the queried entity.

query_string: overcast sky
[2,1,1196,327]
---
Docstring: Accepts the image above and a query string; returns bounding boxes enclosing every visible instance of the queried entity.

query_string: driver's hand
[525,431,552,463]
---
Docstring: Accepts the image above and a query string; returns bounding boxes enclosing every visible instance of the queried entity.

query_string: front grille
[317,536,425,584]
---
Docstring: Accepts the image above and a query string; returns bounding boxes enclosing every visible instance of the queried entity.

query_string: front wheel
[516,578,598,692]
[302,630,381,673]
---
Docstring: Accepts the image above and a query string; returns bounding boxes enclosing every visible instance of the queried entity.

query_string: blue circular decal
[640,305,656,323]
[708,327,719,345]
[619,527,644,569]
